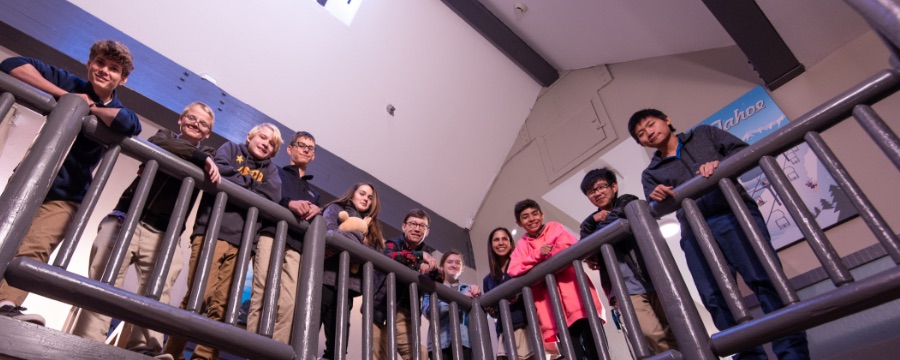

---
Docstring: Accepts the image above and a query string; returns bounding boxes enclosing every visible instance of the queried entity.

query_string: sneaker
[0,300,45,326]
[137,350,174,360]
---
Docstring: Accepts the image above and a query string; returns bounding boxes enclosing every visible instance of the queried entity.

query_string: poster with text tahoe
[697,85,856,249]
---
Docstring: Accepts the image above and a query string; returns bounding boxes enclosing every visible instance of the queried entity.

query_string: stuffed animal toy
[337,211,371,273]
[338,210,371,236]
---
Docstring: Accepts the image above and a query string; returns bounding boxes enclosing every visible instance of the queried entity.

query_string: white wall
[65,0,542,228]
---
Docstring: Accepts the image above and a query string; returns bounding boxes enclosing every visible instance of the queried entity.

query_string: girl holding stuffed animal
[320,182,385,360]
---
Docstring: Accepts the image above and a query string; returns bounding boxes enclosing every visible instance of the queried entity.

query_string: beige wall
[473,29,899,279]
[470,30,900,358]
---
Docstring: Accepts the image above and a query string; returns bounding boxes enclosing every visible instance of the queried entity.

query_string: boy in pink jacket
[507,199,605,360]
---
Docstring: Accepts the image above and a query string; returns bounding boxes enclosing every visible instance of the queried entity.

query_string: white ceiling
[479,0,870,71]
[478,0,735,70]
[65,0,871,230]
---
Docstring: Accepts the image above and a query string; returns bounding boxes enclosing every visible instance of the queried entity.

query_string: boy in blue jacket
[164,123,283,360]
[630,108,808,360]
[0,40,142,326]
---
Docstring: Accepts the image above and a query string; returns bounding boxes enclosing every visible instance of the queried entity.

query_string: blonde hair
[246,123,283,154]
[181,101,216,128]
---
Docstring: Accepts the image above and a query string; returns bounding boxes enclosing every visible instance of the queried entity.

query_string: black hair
[514,199,541,221]
[580,168,618,195]
[628,108,676,142]
[487,227,516,282]
[290,131,316,144]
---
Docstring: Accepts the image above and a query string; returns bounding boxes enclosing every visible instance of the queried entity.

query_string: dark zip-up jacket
[113,129,214,231]
[641,125,755,222]
[192,142,281,246]
[580,194,653,299]
[259,165,320,252]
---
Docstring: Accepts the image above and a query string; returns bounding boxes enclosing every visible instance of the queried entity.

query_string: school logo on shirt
[238,166,265,182]
[235,155,244,164]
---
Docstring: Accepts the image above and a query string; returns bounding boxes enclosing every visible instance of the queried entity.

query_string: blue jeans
[680,208,809,360]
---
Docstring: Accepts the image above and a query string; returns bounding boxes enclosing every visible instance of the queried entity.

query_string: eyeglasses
[291,142,316,153]
[587,183,612,196]
[404,221,429,230]
[182,114,211,131]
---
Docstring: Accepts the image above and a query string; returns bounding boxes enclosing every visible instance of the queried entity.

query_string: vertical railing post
[520,287,546,357]
[448,301,463,359]
[625,200,717,360]
[145,176,194,299]
[682,199,752,323]
[100,160,158,284]
[600,243,652,358]
[224,207,259,326]
[257,219,287,333]
[409,283,423,360]
[334,251,351,360]
[468,299,493,360]
[0,94,87,278]
[292,216,326,358]
[760,155,854,286]
[573,260,611,360]
[53,143,121,268]
[187,192,228,313]
[386,272,398,360]
[805,130,900,264]
[362,262,375,360]
[545,273,575,360]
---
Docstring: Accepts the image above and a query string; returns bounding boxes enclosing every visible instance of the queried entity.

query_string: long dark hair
[487,227,515,282]
[327,182,385,250]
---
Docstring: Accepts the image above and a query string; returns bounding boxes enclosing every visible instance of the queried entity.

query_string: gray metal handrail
[0,70,483,359]
[0,71,56,113]
[474,2,900,358]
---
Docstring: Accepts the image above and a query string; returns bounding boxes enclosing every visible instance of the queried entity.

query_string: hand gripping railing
[0,91,302,358]
[0,69,491,359]
[306,230,479,360]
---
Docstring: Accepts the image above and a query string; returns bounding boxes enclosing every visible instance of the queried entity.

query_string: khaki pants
[373,307,428,360]
[630,293,678,354]
[69,216,183,352]
[497,327,534,359]
[0,200,76,304]
[163,237,238,360]
[246,235,301,344]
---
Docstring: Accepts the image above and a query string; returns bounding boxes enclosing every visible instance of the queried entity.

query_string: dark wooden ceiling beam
[702,0,805,90]
[442,0,559,87]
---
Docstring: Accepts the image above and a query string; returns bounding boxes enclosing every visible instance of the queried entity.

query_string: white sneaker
[0,300,46,326]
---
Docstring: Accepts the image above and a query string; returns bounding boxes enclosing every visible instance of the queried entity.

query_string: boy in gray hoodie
[630,108,808,360]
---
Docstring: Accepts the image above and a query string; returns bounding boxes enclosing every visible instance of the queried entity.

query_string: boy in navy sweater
[0,40,142,326]
[247,130,320,344]
[630,108,808,359]
[164,123,282,360]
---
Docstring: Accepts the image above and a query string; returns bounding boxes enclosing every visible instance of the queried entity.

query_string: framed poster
[698,86,857,249]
